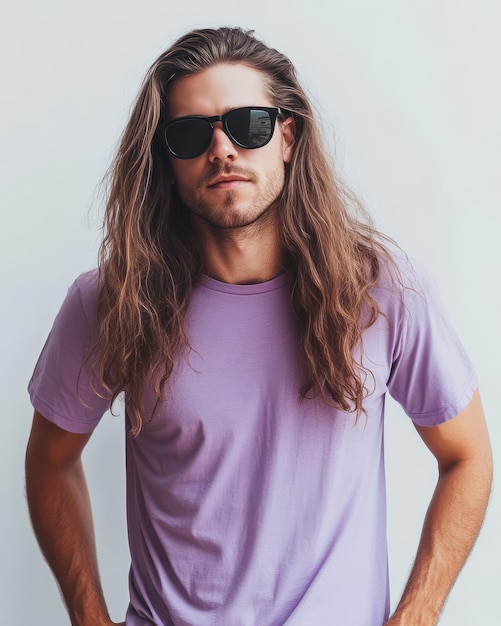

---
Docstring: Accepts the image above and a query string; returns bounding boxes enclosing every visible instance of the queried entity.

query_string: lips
[207,174,250,188]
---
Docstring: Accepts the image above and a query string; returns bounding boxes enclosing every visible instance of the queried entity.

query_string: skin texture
[25,411,124,626]
[25,63,492,625]
[383,389,492,625]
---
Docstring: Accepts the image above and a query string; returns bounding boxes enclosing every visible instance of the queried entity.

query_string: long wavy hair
[95,26,396,436]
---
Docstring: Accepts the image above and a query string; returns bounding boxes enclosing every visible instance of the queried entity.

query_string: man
[25,27,492,626]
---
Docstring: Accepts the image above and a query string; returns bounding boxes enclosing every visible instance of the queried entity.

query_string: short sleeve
[28,271,110,433]
[386,260,477,427]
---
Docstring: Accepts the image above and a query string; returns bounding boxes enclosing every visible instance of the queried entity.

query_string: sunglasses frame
[158,106,282,159]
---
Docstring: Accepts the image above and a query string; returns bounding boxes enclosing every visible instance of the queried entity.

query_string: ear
[280,115,295,163]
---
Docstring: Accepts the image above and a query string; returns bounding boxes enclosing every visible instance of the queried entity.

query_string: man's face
[167,63,294,230]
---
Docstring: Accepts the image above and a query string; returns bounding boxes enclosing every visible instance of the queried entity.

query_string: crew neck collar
[200,273,288,295]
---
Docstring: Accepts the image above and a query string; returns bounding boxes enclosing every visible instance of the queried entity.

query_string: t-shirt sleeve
[386,261,478,427]
[28,271,111,433]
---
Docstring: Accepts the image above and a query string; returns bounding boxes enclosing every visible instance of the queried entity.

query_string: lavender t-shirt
[28,256,477,626]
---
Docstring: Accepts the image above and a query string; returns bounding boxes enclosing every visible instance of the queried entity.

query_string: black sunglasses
[157,106,281,159]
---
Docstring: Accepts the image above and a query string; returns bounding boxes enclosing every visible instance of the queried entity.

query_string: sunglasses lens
[165,118,212,158]
[161,108,279,158]
[227,108,274,148]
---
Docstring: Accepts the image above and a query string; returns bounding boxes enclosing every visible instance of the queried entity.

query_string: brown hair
[96,26,396,436]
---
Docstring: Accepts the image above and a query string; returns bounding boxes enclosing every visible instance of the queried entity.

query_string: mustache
[198,165,257,187]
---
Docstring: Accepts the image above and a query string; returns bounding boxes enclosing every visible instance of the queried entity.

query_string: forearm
[386,456,492,625]
[26,455,112,626]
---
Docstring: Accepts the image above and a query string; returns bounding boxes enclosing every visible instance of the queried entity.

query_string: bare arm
[385,389,493,625]
[25,411,124,626]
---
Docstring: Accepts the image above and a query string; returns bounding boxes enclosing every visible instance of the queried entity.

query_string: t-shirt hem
[29,386,100,434]
[407,372,478,427]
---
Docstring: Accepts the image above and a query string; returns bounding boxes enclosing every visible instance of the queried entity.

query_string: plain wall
[1,1,499,623]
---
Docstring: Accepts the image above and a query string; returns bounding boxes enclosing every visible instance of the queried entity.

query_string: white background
[1,1,499,624]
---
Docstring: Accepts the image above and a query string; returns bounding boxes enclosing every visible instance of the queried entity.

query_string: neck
[192,213,284,285]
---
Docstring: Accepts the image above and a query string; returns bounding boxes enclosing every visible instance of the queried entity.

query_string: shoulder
[373,245,434,308]
[69,268,99,300]
[66,268,100,315]
[53,269,100,335]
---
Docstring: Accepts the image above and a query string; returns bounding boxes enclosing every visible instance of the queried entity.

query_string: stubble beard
[181,164,285,231]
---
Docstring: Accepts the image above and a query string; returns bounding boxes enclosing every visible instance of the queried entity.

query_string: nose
[207,122,238,162]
